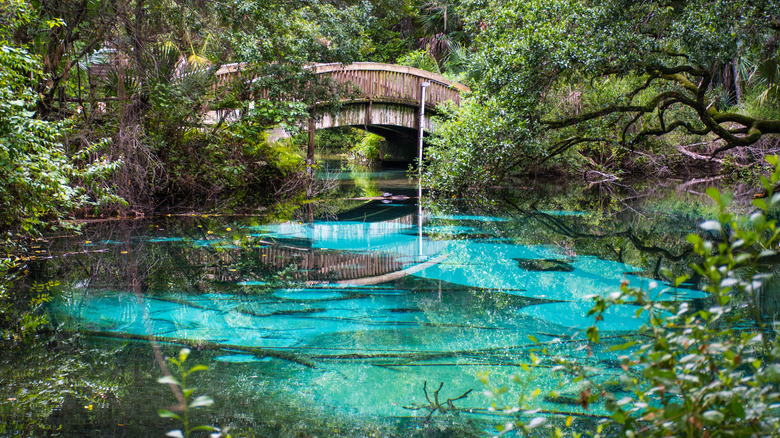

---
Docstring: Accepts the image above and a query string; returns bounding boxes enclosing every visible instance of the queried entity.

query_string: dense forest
[2,0,780,242]
[3,0,780,436]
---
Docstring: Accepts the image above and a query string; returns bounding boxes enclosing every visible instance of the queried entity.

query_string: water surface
[2,166,730,436]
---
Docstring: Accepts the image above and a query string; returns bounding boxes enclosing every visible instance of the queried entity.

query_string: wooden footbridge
[213,62,470,161]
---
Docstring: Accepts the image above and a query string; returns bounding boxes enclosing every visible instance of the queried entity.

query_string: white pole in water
[418,82,430,258]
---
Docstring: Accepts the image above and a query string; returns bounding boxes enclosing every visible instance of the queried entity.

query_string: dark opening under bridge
[213,62,470,161]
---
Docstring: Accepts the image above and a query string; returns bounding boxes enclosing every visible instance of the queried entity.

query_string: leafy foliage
[398,49,442,74]
[0,259,52,347]
[0,0,120,244]
[424,100,536,193]
[428,0,780,190]
[498,156,780,437]
[158,348,225,438]
[348,132,386,168]
[0,327,126,436]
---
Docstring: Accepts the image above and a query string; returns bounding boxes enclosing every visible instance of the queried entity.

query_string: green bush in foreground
[495,156,780,437]
[158,348,228,438]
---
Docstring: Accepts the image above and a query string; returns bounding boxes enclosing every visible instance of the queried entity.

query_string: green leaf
[673,275,689,287]
[663,404,686,420]
[158,375,180,386]
[729,400,746,418]
[706,187,721,204]
[191,425,219,432]
[189,395,214,408]
[609,340,638,351]
[158,409,182,421]
[752,198,767,210]
[702,410,725,423]
[188,364,209,373]
[686,234,703,245]
[720,192,733,207]
[586,326,599,343]
[612,409,627,424]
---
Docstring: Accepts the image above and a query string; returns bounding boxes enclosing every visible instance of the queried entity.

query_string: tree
[3,0,375,212]
[11,0,121,120]
[428,0,780,190]
[0,0,119,245]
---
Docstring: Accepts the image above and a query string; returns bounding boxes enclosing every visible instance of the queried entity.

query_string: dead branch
[402,381,474,422]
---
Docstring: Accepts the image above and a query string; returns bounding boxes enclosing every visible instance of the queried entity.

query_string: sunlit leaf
[609,341,638,351]
[189,395,214,408]
[158,376,180,386]
[158,409,182,421]
[188,365,209,373]
[702,410,725,423]
[191,425,219,432]
[699,220,721,232]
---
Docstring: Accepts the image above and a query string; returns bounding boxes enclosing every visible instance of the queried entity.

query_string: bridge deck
[214,62,469,111]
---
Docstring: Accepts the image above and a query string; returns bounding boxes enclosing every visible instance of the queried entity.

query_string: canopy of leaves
[0,0,119,245]
[427,0,780,191]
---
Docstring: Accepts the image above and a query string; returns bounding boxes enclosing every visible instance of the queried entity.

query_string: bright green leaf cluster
[157,348,226,438]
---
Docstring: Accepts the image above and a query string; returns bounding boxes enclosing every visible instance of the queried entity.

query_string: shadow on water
[2,161,775,437]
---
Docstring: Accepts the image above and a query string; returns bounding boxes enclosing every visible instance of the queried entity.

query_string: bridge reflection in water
[253,211,448,285]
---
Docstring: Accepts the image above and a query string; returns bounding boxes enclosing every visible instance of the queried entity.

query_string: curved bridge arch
[214,62,469,161]
[308,62,468,122]
[215,62,468,132]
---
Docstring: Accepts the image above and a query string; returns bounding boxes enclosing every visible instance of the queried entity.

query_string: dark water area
[1,161,774,437]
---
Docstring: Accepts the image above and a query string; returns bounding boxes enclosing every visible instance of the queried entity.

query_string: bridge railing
[213,62,469,111]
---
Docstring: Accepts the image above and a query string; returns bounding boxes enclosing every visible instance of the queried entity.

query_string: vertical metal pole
[307,115,315,198]
[417,82,430,193]
[307,116,315,175]
[418,82,430,258]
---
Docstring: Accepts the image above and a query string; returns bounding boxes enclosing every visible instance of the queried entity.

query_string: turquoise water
[7,168,721,436]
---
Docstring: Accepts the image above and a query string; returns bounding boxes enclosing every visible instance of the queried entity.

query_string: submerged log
[309,334,632,361]
[78,329,317,368]
[75,328,632,369]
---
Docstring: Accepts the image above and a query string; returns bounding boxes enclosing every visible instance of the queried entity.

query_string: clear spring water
[5,166,731,436]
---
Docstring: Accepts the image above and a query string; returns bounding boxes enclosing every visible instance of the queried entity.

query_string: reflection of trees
[426,182,714,283]
[0,327,128,435]
[44,217,297,298]
[525,208,693,278]
[2,216,311,434]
